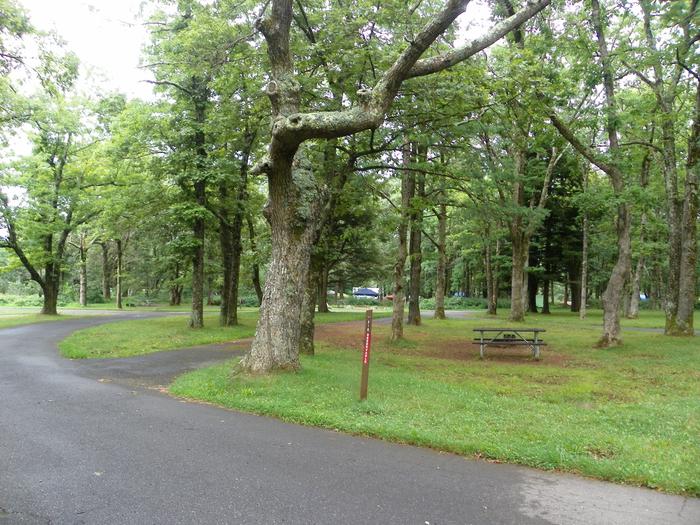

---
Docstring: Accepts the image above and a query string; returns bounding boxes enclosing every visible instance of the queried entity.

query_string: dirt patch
[313,322,572,367]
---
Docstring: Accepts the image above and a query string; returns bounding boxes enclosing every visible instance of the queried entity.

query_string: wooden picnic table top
[473,327,546,332]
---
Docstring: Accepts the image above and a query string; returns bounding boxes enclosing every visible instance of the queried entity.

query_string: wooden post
[359,309,373,401]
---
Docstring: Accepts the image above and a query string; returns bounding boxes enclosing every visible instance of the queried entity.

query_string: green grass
[169,309,700,496]
[58,309,390,359]
[0,313,77,330]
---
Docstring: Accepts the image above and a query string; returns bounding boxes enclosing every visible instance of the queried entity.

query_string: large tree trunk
[239,150,323,373]
[115,239,123,310]
[391,161,414,341]
[407,170,424,326]
[100,242,111,301]
[597,204,632,346]
[434,201,448,320]
[41,265,59,315]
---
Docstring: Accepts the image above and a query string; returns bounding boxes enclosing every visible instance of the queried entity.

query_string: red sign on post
[359,309,373,400]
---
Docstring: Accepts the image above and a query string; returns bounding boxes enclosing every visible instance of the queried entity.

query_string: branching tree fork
[240,0,552,373]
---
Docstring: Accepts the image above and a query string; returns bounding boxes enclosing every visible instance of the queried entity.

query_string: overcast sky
[20,0,154,99]
[17,0,492,101]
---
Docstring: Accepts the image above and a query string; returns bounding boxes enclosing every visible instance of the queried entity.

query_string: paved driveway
[1,315,698,524]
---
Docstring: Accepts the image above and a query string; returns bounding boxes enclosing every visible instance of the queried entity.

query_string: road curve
[1,315,698,525]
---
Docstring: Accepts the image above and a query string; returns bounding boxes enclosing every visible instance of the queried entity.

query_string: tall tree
[240,0,552,373]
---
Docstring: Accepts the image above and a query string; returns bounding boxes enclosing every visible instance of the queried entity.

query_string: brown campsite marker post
[359,309,373,401]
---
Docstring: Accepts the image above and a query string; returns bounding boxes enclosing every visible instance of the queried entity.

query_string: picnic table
[472,328,546,360]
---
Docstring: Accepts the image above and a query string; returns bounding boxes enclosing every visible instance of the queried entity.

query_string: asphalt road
[1,315,698,525]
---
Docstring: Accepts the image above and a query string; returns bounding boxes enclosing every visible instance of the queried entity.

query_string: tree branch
[549,112,621,180]
[406,0,551,78]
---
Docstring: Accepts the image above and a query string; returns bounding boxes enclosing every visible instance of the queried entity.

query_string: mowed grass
[170,309,700,496]
[0,312,78,330]
[58,309,390,359]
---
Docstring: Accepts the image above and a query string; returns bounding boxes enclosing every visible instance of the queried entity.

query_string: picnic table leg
[479,333,485,359]
[533,332,540,360]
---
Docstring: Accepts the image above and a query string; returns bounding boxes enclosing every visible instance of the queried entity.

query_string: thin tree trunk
[391,153,414,341]
[219,211,234,324]
[509,147,528,322]
[246,215,263,306]
[676,80,700,335]
[542,279,550,314]
[407,170,424,326]
[485,240,497,315]
[317,264,330,313]
[628,257,643,319]
[580,172,589,320]
[190,178,206,329]
[510,232,528,321]
[569,268,580,312]
[115,239,123,310]
[78,240,87,307]
[300,254,321,356]
[528,273,538,313]
[100,242,111,301]
[435,201,448,320]
[492,240,501,314]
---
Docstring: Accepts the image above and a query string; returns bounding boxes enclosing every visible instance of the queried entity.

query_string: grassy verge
[58,309,390,359]
[170,309,700,496]
[0,313,77,330]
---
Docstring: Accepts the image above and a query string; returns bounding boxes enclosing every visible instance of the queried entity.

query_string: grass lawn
[58,309,391,359]
[169,308,700,496]
[0,311,78,330]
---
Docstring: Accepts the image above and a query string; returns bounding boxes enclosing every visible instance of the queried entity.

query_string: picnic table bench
[472,328,546,360]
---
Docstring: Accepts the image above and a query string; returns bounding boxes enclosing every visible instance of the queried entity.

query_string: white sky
[16,0,492,101]
[19,0,155,99]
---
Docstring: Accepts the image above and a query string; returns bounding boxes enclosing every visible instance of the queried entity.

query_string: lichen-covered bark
[240,152,323,372]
